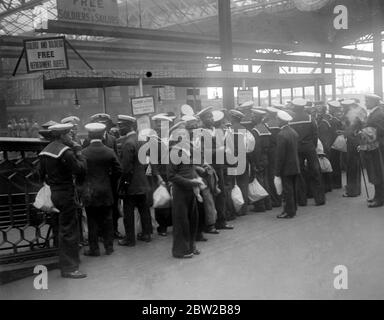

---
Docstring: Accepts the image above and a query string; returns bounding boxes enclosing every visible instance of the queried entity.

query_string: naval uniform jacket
[39,140,86,191]
[275,125,300,177]
[250,123,271,171]
[289,111,318,152]
[81,140,122,207]
[317,114,334,155]
[82,132,117,155]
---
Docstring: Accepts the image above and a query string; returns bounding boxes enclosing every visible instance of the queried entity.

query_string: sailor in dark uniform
[61,116,82,145]
[39,120,58,141]
[289,98,325,206]
[151,114,173,236]
[327,101,344,189]
[362,94,384,207]
[341,99,366,197]
[81,123,122,256]
[265,106,282,207]
[275,110,300,218]
[236,100,254,131]
[39,123,87,279]
[117,115,152,246]
[249,107,272,212]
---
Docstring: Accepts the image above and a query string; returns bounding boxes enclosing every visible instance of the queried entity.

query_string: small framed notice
[131,96,155,116]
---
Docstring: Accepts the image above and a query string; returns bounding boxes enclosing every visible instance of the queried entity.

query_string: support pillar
[279,88,283,104]
[373,30,383,96]
[268,89,272,106]
[218,0,234,108]
[321,53,326,101]
[331,54,337,100]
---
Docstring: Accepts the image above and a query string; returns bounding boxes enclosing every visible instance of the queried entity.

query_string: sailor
[117,115,152,246]
[265,106,282,207]
[236,100,254,131]
[39,120,58,141]
[289,98,325,206]
[249,107,272,212]
[39,123,87,279]
[362,94,384,207]
[327,101,344,189]
[81,123,122,256]
[61,116,81,145]
[275,111,300,218]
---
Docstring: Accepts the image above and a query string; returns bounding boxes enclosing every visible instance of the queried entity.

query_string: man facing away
[275,111,301,219]
[81,122,122,256]
[39,123,87,279]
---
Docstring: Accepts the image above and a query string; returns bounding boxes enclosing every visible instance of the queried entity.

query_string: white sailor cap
[117,115,136,123]
[239,100,254,108]
[169,121,186,133]
[90,113,111,121]
[181,104,195,116]
[85,122,106,133]
[212,110,225,122]
[229,109,245,119]
[181,115,198,122]
[291,98,307,107]
[327,100,341,108]
[152,114,173,122]
[61,116,80,124]
[340,99,356,106]
[42,120,58,128]
[251,108,267,115]
[48,123,74,132]
[196,106,213,117]
[365,93,382,101]
[266,106,280,114]
[272,103,285,110]
[277,110,293,122]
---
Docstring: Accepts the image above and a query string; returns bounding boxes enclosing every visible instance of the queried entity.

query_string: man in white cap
[362,94,384,207]
[117,115,153,246]
[81,123,122,256]
[327,101,344,189]
[290,98,325,206]
[264,107,282,208]
[39,123,87,279]
[340,99,365,198]
[275,111,300,218]
[249,108,273,212]
[61,116,81,145]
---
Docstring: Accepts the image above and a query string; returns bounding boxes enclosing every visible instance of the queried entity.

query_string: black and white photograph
[0,0,384,304]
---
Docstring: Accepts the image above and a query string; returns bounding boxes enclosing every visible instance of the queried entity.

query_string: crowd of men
[36,93,384,279]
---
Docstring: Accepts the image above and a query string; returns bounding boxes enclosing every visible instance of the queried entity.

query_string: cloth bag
[33,184,59,213]
[248,178,268,202]
[231,181,244,213]
[318,156,333,173]
[153,184,172,208]
[274,176,283,196]
[331,135,347,153]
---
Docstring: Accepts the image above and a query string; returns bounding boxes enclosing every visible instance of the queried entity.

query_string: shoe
[105,248,114,255]
[216,224,234,230]
[84,250,100,257]
[158,232,167,237]
[196,235,208,242]
[272,203,282,208]
[174,253,193,259]
[193,249,201,255]
[205,228,220,234]
[367,198,375,203]
[114,231,124,239]
[368,201,384,208]
[137,233,152,242]
[118,239,135,247]
[252,206,266,213]
[61,270,87,279]
[315,202,325,206]
[277,212,293,219]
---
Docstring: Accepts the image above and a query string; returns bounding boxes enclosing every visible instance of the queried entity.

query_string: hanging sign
[56,0,120,26]
[24,36,69,73]
[131,96,155,116]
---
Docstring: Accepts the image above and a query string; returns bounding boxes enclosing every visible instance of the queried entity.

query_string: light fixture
[74,89,80,109]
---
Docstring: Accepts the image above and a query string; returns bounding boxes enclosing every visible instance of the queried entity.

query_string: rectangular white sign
[57,0,120,26]
[24,37,68,72]
[131,96,155,116]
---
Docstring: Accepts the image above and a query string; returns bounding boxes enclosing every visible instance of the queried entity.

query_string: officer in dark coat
[228,109,252,216]
[275,110,300,218]
[81,123,122,256]
[249,108,272,212]
[289,98,325,206]
[362,94,384,207]
[341,99,366,197]
[117,115,152,246]
[168,121,203,258]
[327,101,344,189]
[265,106,282,207]
[39,123,87,279]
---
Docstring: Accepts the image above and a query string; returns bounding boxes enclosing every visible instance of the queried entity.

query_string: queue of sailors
[37,93,384,278]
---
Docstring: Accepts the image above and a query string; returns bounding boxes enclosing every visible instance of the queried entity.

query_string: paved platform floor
[1,184,384,300]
